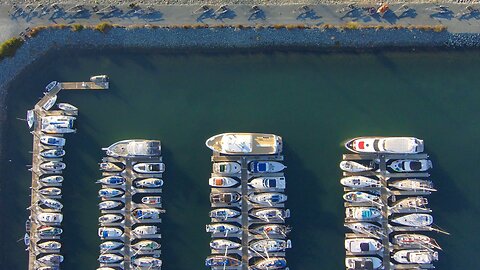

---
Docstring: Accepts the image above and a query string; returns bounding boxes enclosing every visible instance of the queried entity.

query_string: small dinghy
[251,224,291,236]
[133,226,158,236]
[340,176,380,188]
[90,75,108,82]
[42,95,57,111]
[344,222,383,239]
[345,256,382,270]
[40,161,66,171]
[98,253,123,264]
[98,227,123,239]
[45,81,58,93]
[345,207,381,221]
[38,226,62,237]
[248,192,287,206]
[343,191,380,204]
[38,198,63,210]
[249,208,290,222]
[213,162,241,174]
[133,208,164,220]
[39,187,62,196]
[38,254,63,265]
[391,213,433,227]
[133,162,165,174]
[345,238,383,253]
[99,214,123,224]
[250,239,292,252]
[98,188,124,198]
[27,110,35,129]
[209,208,240,220]
[340,161,374,172]
[393,234,442,250]
[132,240,161,251]
[141,196,162,205]
[392,249,438,264]
[99,162,124,172]
[135,178,163,188]
[249,161,286,173]
[391,197,429,211]
[40,149,65,158]
[38,241,61,250]
[205,255,240,267]
[390,179,436,191]
[205,223,241,235]
[209,177,238,187]
[96,176,125,186]
[253,257,287,269]
[40,136,65,147]
[210,239,241,250]
[99,201,122,210]
[40,175,64,184]
[133,257,162,267]
[99,241,123,251]
[37,213,63,223]
[57,103,78,112]
[249,177,286,189]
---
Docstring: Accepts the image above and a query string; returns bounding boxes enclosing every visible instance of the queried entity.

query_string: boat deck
[342,152,436,270]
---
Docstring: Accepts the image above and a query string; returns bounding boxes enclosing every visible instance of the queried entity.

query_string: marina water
[1,49,479,269]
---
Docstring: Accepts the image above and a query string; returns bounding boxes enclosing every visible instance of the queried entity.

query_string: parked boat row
[97,140,164,270]
[341,137,445,270]
[205,133,290,270]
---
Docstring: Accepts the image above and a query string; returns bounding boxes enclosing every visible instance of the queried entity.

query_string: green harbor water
[0,49,479,269]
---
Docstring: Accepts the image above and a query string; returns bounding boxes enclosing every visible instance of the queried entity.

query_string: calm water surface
[0,49,479,269]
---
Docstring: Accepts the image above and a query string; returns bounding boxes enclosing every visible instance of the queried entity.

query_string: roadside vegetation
[0,37,24,60]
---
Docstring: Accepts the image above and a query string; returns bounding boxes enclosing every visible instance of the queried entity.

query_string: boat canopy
[105,140,161,157]
[383,138,422,153]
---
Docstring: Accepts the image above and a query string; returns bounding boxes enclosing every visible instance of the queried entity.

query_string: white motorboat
[390,179,436,191]
[98,188,124,198]
[98,253,123,264]
[40,149,65,158]
[132,257,162,267]
[253,257,287,269]
[98,227,123,239]
[133,208,164,220]
[343,191,380,204]
[209,208,240,220]
[391,197,429,211]
[141,196,162,205]
[340,161,374,172]
[345,137,424,154]
[205,133,282,155]
[97,268,116,270]
[345,257,382,270]
[132,240,161,251]
[135,178,164,188]
[45,81,58,93]
[99,214,123,224]
[213,162,241,174]
[249,177,286,189]
[99,162,124,172]
[39,187,62,196]
[99,201,122,210]
[133,162,165,174]
[209,177,238,187]
[42,95,57,110]
[389,159,433,172]
[57,103,78,112]
[38,254,63,265]
[344,222,383,239]
[27,110,35,129]
[249,208,290,221]
[24,233,30,248]
[205,223,241,235]
[133,225,158,236]
[391,214,433,227]
[40,136,65,147]
[249,161,286,173]
[340,176,380,188]
[210,239,241,250]
[96,176,125,186]
[250,239,292,252]
[99,241,124,251]
[210,192,241,204]
[38,241,61,250]
[42,125,75,134]
[37,226,62,237]
[392,249,438,264]
[40,161,66,171]
[248,192,287,206]
[103,139,161,157]
[345,238,383,253]
[345,207,381,221]
[90,75,109,82]
[393,234,442,250]
[205,255,241,267]
[40,175,64,184]
[41,116,76,134]
[38,198,63,210]
[251,224,291,236]
[37,213,63,223]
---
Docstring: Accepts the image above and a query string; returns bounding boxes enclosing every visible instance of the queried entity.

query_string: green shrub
[95,22,113,33]
[71,24,84,32]
[0,37,24,60]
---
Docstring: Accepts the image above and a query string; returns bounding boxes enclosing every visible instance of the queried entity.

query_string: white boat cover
[384,138,418,153]
[221,134,252,153]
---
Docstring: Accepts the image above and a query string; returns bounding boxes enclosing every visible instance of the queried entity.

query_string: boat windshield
[267,179,276,187]
[410,161,422,171]
[258,163,267,171]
